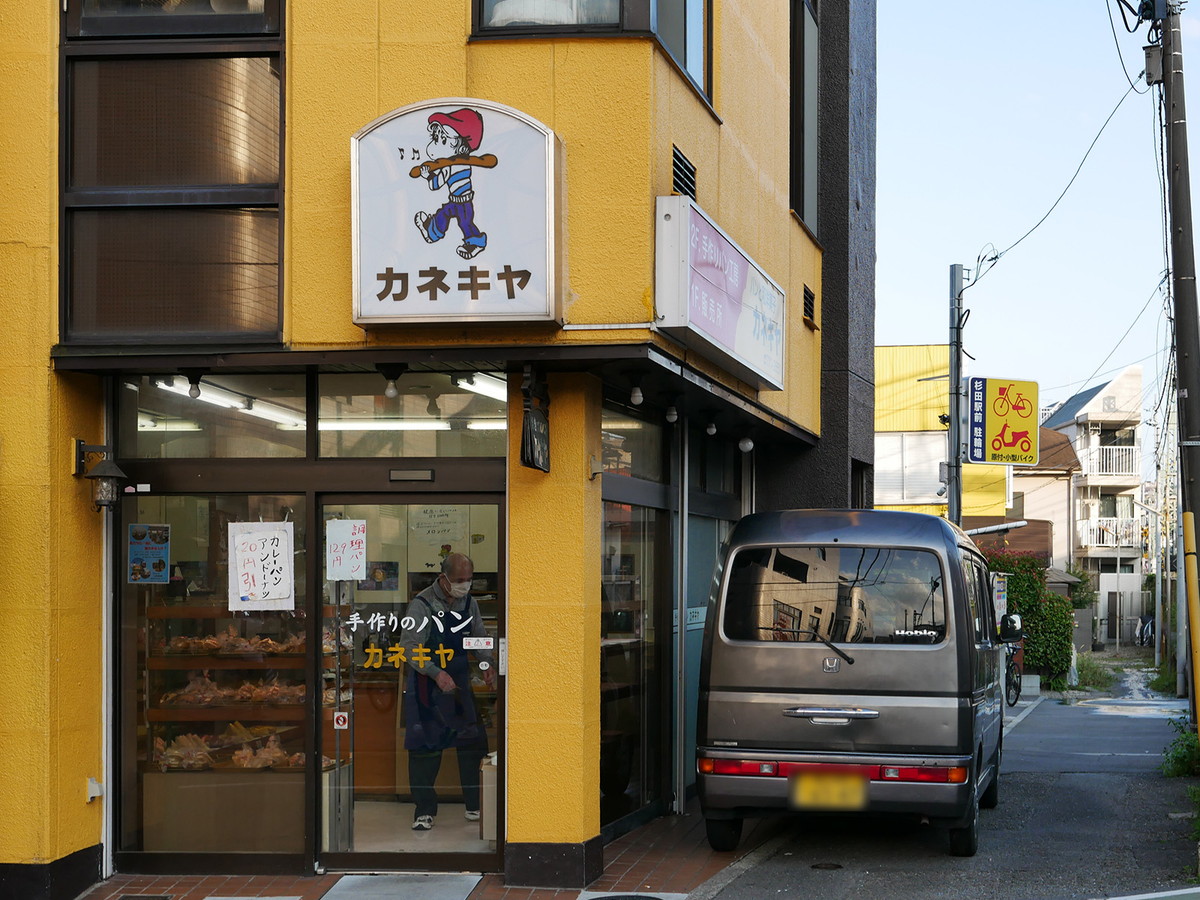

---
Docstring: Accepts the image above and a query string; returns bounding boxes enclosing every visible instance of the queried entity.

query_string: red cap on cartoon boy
[428,108,484,152]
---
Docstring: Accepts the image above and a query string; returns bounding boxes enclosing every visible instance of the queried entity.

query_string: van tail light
[880,766,969,783]
[698,758,968,784]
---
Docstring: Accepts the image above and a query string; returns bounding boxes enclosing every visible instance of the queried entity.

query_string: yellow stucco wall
[874,346,1007,518]
[1,1,106,865]
[3,0,824,866]
[286,0,821,434]
[505,373,602,843]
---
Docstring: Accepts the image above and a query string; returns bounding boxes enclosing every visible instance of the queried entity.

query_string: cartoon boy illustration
[410,108,497,260]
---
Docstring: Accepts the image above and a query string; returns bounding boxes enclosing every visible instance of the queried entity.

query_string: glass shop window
[319,372,508,459]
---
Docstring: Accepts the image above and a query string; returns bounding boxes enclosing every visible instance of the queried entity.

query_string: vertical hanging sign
[326,519,368,582]
[520,365,550,472]
[228,522,295,611]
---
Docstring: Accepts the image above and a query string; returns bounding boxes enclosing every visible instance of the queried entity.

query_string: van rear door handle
[782,706,880,725]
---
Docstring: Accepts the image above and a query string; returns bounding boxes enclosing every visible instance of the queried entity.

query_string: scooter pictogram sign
[967,377,1039,466]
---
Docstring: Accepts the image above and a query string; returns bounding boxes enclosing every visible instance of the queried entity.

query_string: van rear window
[722,546,946,645]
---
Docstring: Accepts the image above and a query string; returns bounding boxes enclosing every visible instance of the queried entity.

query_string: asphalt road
[695,676,1199,900]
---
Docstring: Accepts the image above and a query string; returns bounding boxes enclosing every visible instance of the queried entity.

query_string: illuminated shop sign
[352,97,561,325]
[655,195,786,390]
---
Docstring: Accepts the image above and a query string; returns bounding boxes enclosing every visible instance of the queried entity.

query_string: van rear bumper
[697,750,974,822]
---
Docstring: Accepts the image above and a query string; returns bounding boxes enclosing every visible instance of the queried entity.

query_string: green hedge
[985,551,1074,678]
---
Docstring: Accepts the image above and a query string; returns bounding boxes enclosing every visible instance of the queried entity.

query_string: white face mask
[447,580,472,599]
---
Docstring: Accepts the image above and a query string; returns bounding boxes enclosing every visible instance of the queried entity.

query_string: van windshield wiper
[758,627,855,665]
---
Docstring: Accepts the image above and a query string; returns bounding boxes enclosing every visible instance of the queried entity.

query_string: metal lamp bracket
[73,439,110,477]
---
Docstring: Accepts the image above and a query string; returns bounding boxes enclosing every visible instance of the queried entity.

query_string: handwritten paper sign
[228,521,295,611]
[326,519,367,581]
[410,505,467,543]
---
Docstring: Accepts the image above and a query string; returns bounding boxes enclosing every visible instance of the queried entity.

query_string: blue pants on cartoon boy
[425,199,486,252]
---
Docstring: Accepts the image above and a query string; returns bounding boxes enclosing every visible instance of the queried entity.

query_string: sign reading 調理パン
[655,196,786,390]
[352,98,560,325]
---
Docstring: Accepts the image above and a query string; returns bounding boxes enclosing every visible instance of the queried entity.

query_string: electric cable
[961,79,1146,299]
[1107,0,1151,92]
[1000,78,1145,259]
[1044,274,1167,405]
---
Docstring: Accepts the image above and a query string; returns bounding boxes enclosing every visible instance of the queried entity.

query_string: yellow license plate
[790,772,868,810]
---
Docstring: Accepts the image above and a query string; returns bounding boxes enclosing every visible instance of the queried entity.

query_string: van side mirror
[999,613,1023,643]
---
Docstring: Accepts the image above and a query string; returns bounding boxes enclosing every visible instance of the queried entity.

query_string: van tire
[948,790,979,857]
[705,816,743,852]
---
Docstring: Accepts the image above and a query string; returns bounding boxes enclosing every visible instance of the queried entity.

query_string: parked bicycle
[1005,642,1022,707]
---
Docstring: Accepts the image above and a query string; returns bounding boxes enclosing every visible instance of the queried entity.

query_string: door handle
[782,706,879,725]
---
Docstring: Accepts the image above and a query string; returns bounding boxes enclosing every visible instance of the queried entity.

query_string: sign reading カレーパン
[655,196,786,390]
[352,98,560,325]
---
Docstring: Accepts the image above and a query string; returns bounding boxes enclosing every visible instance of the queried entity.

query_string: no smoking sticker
[332,711,349,730]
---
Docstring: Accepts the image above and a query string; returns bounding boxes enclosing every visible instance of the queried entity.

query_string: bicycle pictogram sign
[992,383,1033,419]
[967,377,1039,466]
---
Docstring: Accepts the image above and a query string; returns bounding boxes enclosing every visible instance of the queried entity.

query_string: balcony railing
[1077,516,1140,549]
[1079,445,1140,477]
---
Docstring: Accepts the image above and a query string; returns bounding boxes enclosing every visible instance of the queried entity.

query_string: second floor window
[62,10,282,345]
[477,0,710,94]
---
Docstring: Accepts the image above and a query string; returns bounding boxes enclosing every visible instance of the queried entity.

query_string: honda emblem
[823,657,840,673]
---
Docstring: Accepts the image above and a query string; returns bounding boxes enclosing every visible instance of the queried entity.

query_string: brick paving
[77,806,775,900]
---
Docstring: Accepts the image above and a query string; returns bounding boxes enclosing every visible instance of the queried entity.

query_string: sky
[875,3,1193,468]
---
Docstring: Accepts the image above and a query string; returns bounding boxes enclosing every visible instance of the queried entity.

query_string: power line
[1039,275,1167,404]
[964,78,1146,295]
[1106,0,1151,93]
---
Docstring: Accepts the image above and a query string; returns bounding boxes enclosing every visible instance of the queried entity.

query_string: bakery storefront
[54,95,804,884]
[107,367,511,873]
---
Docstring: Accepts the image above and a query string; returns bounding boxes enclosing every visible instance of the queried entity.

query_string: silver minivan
[696,509,1022,857]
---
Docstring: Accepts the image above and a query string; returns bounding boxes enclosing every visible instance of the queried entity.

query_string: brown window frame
[60,34,284,347]
[65,0,280,40]
[471,0,711,98]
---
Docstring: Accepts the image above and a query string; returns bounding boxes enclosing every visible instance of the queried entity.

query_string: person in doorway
[400,551,495,831]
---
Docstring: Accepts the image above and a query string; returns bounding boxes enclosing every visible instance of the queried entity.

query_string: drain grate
[811,862,844,870]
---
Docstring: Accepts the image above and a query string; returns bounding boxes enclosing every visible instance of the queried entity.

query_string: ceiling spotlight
[665,406,678,424]
[377,363,409,400]
[180,368,208,399]
[630,385,644,406]
[706,422,717,436]
[738,437,754,453]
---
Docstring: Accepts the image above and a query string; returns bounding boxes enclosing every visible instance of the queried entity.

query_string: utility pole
[948,264,966,527]
[1162,9,1200,710]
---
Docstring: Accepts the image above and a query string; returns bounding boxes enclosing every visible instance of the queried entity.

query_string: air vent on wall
[672,146,696,199]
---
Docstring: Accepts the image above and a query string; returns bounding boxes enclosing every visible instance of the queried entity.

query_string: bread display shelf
[147,605,238,619]
[148,654,306,670]
[148,652,348,670]
[147,706,306,722]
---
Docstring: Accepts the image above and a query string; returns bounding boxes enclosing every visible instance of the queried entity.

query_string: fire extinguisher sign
[968,377,1039,466]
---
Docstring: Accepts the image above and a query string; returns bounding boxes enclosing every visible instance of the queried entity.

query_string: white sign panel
[655,195,786,390]
[326,519,368,581]
[353,97,560,324]
[410,505,468,544]
[228,522,295,611]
